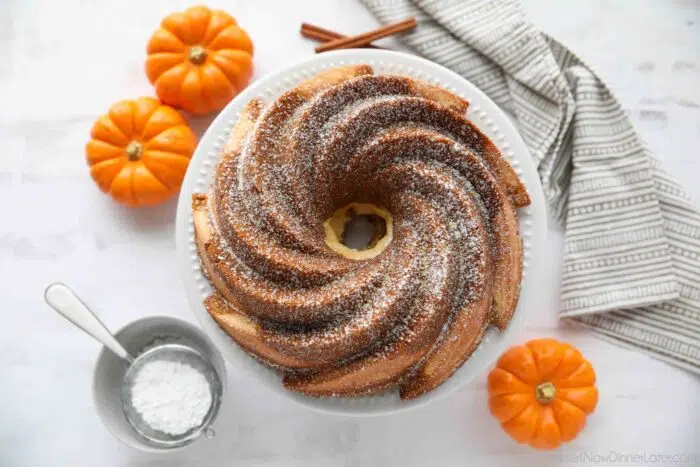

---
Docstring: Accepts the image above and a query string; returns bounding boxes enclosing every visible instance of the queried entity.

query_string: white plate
[175,49,548,416]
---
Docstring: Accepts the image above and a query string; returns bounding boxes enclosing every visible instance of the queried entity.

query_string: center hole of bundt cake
[343,211,386,250]
[323,203,393,260]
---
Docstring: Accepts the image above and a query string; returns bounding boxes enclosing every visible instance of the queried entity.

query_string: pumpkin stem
[535,381,556,404]
[125,141,142,161]
[188,45,207,65]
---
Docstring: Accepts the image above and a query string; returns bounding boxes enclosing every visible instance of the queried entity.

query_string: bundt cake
[192,65,531,400]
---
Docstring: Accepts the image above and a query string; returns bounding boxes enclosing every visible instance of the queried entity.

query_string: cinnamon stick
[300,23,382,49]
[314,18,417,53]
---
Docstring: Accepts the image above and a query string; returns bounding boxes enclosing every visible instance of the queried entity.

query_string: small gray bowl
[92,316,227,452]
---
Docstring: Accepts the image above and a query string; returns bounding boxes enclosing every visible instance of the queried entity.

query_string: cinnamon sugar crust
[192,65,530,399]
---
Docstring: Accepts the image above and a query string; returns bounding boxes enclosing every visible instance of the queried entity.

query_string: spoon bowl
[44,283,227,451]
[92,316,227,452]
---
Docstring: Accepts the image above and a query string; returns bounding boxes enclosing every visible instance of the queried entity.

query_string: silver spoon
[44,283,222,449]
[44,282,135,363]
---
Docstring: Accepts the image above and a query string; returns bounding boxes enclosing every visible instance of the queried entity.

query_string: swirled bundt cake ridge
[193,65,530,399]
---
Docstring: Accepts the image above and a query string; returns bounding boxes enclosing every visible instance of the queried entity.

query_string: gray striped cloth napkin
[361,0,700,373]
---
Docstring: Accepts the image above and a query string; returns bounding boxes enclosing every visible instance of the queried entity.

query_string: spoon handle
[45,283,134,363]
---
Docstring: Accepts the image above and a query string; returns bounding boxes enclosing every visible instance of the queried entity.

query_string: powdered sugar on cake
[191,67,529,399]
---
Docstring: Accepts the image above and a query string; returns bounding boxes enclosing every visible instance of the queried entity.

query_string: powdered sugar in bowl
[121,343,222,448]
[92,316,226,452]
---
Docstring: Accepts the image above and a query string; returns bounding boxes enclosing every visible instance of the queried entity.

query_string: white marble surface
[1,1,699,466]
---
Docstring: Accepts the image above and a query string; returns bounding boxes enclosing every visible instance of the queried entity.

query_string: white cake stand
[175,49,548,416]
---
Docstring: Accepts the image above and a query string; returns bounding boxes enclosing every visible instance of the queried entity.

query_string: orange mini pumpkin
[146,6,254,115]
[86,97,197,207]
[487,338,598,450]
